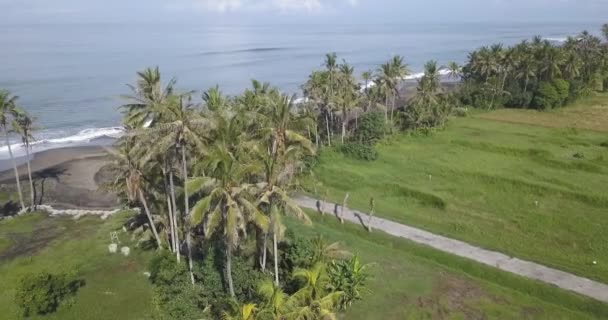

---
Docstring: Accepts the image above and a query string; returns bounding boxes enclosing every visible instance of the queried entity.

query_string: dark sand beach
[0,146,118,214]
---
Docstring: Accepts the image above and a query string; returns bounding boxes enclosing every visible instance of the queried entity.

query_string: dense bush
[353,111,386,144]
[552,79,570,106]
[337,143,379,161]
[149,252,207,320]
[15,271,84,317]
[533,82,560,110]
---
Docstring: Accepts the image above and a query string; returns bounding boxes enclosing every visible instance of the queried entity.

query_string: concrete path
[295,196,608,304]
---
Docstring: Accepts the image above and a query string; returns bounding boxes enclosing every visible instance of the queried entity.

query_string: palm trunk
[260,233,267,271]
[139,190,163,249]
[3,126,25,210]
[524,76,529,94]
[167,196,176,252]
[315,124,319,148]
[169,170,180,263]
[182,147,195,285]
[324,111,331,147]
[273,232,279,286]
[25,142,35,209]
[226,244,235,298]
[384,96,389,123]
[341,116,346,144]
[391,92,396,122]
[367,198,375,233]
[163,168,177,253]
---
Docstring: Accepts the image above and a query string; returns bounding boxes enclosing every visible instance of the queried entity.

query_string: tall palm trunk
[273,232,279,286]
[524,76,529,94]
[384,95,389,123]
[163,168,177,253]
[226,242,235,298]
[182,146,195,285]
[3,126,25,210]
[260,234,268,271]
[169,170,180,263]
[24,142,35,209]
[391,91,396,122]
[138,189,163,249]
[324,111,331,146]
[341,109,346,144]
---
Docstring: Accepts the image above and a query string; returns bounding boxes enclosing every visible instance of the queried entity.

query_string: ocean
[0,21,602,160]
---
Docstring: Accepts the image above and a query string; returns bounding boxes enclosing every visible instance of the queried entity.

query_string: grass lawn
[0,212,154,320]
[306,94,608,284]
[288,213,608,319]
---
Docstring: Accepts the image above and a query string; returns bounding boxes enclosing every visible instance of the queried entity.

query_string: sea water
[0,21,602,159]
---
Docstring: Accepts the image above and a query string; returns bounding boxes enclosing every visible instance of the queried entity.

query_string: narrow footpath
[295,196,608,304]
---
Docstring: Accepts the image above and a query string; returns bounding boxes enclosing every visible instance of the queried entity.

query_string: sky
[0,0,607,24]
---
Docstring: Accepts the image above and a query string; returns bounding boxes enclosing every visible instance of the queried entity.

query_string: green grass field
[1,210,606,319]
[288,213,608,319]
[307,95,608,284]
[0,212,154,320]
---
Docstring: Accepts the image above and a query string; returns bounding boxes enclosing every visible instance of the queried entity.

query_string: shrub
[327,255,370,310]
[15,271,84,317]
[149,252,207,320]
[533,82,560,110]
[552,79,570,106]
[338,143,378,161]
[354,111,385,144]
[452,106,469,117]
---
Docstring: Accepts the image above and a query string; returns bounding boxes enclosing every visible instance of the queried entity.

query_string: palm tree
[446,61,462,81]
[602,23,608,42]
[287,263,343,320]
[121,66,176,128]
[361,70,373,111]
[257,280,289,319]
[0,90,25,210]
[12,110,36,209]
[254,94,314,285]
[222,303,257,320]
[188,111,269,298]
[107,142,164,249]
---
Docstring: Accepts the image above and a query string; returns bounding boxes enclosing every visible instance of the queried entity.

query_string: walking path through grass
[295,196,608,304]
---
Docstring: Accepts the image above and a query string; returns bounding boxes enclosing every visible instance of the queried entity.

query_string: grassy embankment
[306,93,608,284]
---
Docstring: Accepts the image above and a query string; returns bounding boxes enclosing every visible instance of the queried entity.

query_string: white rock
[108,243,118,253]
[143,272,151,278]
[121,246,130,256]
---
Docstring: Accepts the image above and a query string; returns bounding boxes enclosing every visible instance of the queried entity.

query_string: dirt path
[295,196,608,304]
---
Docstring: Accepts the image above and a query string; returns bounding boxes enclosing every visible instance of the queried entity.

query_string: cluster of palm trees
[301,52,461,144]
[114,67,318,299]
[0,90,37,213]
[462,26,608,110]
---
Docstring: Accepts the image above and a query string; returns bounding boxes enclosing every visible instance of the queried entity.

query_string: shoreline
[0,146,118,213]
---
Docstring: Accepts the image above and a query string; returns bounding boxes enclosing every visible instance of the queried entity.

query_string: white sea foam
[0,126,124,160]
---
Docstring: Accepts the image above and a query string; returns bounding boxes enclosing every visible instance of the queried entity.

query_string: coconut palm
[287,263,343,320]
[188,111,269,298]
[121,66,176,128]
[446,61,462,80]
[254,94,314,285]
[12,110,36,209]
[361,70,373,111]
[257,280,289,319]
[222,303,257,320]
[106,141,163,249]
[0,90,25,210]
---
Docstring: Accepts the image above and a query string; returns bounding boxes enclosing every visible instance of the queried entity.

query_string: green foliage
[15,271,84,317]
[337,143,379,161]
[533,82,560,110]
[353,111,385,144]
[327,255,371,310]
[149,252,207,320]
[552,79,570,105]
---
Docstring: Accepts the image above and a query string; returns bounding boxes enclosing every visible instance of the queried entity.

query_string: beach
[0,146,117,215]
